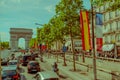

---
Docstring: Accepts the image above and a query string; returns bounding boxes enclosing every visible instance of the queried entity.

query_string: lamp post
[0,35,2,80]
[35,23,43,53]
[91,0,97,79]
[62,39,67,66]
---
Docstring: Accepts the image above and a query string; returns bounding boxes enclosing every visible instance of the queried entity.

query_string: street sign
[62,45,67,52]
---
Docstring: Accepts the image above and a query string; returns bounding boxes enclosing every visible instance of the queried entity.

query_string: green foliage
[0,41,9,49]
[36,0,84,47]
[29,38,36,48]
[55,0,84,37]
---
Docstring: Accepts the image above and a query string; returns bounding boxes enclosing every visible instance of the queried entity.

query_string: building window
[119,21,120,29]
[118,34,120,42]
[116,21,119,30]
[110,23,112,31]
[115,9,118,17]
[104,13,106,22]
[109,12,112,19]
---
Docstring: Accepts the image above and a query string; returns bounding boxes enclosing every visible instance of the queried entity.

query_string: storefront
[102,44,115,58]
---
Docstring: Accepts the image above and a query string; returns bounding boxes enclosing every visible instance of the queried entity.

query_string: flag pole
[91,0,97,80]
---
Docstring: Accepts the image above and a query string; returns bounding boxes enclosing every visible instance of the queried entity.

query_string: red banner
[96,38,103,51]
[80,11,91,50]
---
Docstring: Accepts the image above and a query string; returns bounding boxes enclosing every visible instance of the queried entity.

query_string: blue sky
[0,0,90,48]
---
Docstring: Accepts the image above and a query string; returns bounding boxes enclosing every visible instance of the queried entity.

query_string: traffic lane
[19,65,36,80]
[39,58,72,80]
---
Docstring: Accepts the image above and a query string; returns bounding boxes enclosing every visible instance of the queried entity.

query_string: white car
[33,71,59,80]
[8,60,19,68]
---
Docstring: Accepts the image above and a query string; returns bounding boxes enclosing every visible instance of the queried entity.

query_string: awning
[65,41,71,46]
[102,44,114,51]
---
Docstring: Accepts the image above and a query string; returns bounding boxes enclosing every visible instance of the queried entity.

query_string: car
[34,53,39,57]
[2,66,20,80]
[33,71,59,80]
[8,60,19,68]
[22,54,32,66]
[1,58,9,66]
[27,61,40,73]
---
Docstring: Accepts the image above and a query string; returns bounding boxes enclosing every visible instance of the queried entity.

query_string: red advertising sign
[96,38,103,51]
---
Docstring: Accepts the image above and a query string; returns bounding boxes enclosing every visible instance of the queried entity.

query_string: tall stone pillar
[25,40,29,49]
[15,40,18,50]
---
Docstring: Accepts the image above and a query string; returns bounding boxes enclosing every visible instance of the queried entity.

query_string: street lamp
[91,0,97,80]
[0,35,2,80]
[62,39,67,66]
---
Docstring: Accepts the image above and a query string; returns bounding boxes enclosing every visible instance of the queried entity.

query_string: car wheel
[28,69,31,73]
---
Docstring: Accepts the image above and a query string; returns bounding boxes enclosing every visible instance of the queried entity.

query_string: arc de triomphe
[10,28,33,50]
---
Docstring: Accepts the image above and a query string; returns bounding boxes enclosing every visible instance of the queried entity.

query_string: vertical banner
[80,11,91,50]
[96,38,103,51]
[96,13,103,38]
[96,13,103,25]
[96,13,103,52]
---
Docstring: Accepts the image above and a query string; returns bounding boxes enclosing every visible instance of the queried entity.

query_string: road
[1,50,120,80]
[1,49,11,59]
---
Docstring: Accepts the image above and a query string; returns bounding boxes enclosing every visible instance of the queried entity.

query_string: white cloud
[45,5,55,13]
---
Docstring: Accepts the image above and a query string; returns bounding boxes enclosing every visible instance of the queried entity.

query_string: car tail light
[13,74,19,79]
[28,65,31,68]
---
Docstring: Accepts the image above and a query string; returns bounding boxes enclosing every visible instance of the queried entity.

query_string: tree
[0,41,9,49]
[29,38,36,48]
[55,0,84,37]
[55,0,84,71]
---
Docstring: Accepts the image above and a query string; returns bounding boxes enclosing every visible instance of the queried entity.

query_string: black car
[27,61,40,73]
[22,54,32,66]
[1,58,9,66]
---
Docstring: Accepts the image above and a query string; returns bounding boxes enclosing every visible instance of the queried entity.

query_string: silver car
[33,71,59,80]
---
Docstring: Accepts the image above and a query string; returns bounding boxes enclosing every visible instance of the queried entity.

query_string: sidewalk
[40,55,93,80]
[39,54,120,80]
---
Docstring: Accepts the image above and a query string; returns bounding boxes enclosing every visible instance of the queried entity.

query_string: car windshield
[2,70,17,76]
[30,62,39,66]
[23,56,31,61]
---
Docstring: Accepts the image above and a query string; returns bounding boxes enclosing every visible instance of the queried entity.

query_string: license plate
[32,69,37,71]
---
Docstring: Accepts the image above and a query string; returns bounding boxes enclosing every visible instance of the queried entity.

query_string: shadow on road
[58,74,68,79]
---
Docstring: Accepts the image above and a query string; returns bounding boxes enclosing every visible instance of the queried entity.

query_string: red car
[27,61,40,73]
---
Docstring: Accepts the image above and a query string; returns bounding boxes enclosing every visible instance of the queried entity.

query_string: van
[22,54,31,66]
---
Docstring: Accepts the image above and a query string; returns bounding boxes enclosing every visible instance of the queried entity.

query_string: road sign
[62,45,67,52]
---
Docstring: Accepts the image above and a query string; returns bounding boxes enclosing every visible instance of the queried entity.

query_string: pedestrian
[52,62,59,75]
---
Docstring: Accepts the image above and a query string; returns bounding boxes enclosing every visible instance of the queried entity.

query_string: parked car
[22,54,32,66]
[27,61,40,73]
[2,66,20,80]
[33,71,59,80]
[8,60,19,68]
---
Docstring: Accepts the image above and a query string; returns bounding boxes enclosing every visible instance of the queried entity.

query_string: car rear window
[3,70,17,76]
[23,56,31,61]
[8,62,17,65]
[30,62,39,66]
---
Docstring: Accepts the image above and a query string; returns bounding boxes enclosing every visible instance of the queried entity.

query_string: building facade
[96,2,120,58]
